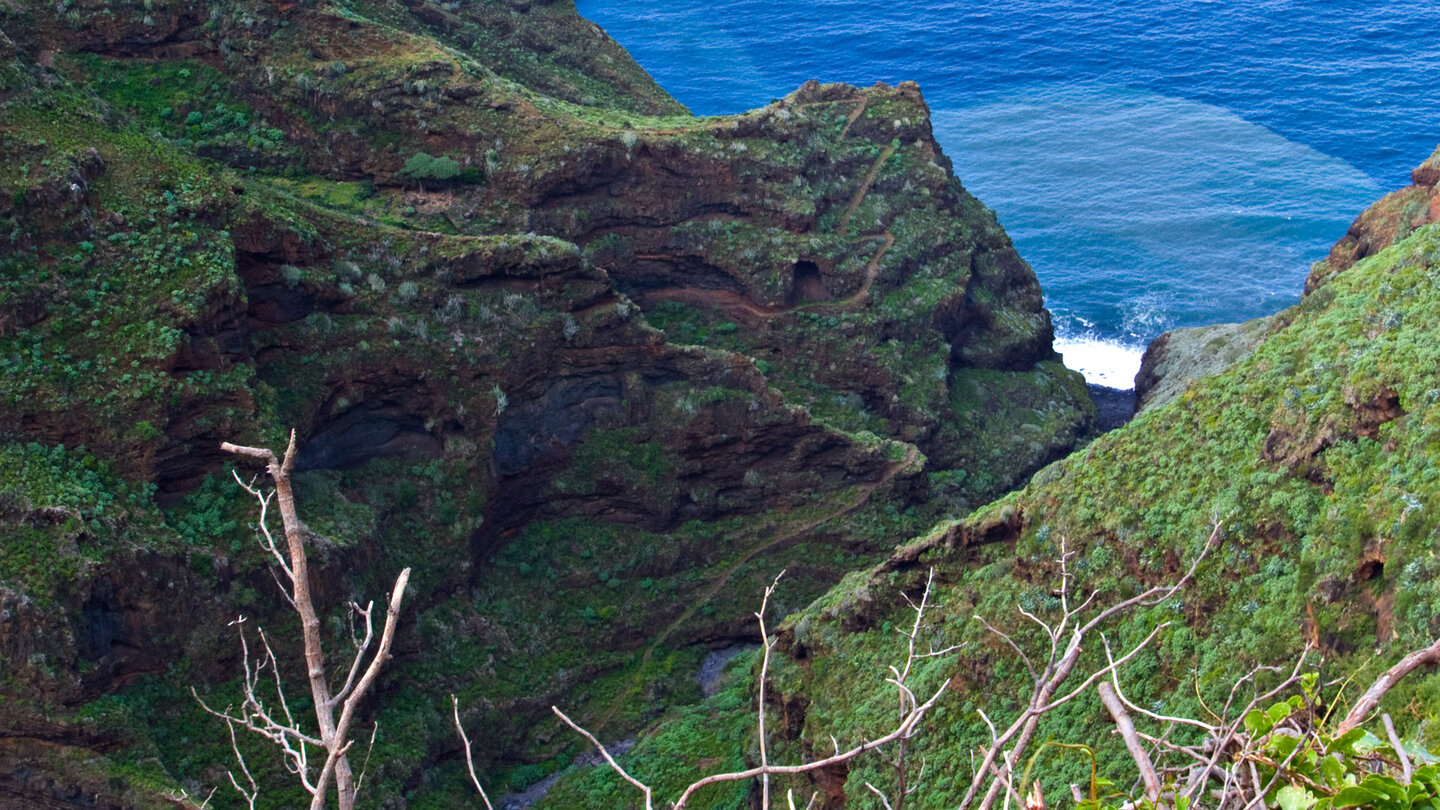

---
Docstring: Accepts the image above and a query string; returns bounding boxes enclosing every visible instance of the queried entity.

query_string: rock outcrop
[1306,144,1440,293]
[1133,315,1274,412]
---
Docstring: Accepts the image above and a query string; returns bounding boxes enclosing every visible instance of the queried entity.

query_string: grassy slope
[744,221,1440,806]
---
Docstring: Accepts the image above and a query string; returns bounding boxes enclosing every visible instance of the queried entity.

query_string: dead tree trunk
[197,431,411,810]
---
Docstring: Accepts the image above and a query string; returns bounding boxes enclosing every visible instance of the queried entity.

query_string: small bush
[401,151,462,184]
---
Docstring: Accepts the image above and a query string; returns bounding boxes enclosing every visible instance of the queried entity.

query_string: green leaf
[1407,743,1440,766]
[1319,754,1347,786]
[1406,783,1436,806]
[1355,730,1386,755]
[1355,775,1406,803]
[1330,786,1381,809]
[1268,702,1295,724]
[1415,763,1440,793]
[1278,785,1319,810]
[1270,733,1302,759]
[1326,728,1367,756]
[1246,708,1275,736]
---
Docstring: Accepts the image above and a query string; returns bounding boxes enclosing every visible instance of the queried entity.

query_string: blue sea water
[577,1,1440,386]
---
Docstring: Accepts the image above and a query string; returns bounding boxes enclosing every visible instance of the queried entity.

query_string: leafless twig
[960,523,1220,810]
[452,695,497,809]
[552,706,655,810]
[545,570,958,810]
[1383,713,1413,786]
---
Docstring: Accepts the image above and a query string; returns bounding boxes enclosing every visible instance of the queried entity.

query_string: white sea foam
[1054,333,1145,389]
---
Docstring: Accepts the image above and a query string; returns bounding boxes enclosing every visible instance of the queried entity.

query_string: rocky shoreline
[1087,383,1137,432]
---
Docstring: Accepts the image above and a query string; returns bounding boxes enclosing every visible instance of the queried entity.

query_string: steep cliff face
[0,0,1092,804]
[758,177,1440,806]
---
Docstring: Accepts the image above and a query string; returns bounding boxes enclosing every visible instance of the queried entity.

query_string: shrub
[400,151,462,186]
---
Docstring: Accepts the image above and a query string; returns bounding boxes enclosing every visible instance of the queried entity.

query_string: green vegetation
[0,442,165,609]
[401,150,477,185]
[9,0,1429,807]
[539,651,757,810]
[768,223,1440,806]
[71,55,302,173]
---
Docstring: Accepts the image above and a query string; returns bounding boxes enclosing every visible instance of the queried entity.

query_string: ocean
[576,1,1440,388]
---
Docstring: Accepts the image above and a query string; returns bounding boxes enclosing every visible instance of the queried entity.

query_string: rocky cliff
[1306,143,1440,293]
[749,159,1440,807]
[0,0,1093,805]
[1132,314,1273,411]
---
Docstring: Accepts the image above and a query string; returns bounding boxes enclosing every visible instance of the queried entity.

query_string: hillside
[741,147,1440,806]
[0,1,1097,806]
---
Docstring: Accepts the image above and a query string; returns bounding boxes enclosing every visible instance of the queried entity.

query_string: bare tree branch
[960,524,1221,810]
[1183,649,1310,805]
[786,788,818,810]
[865,781,897,810]
[552,706,654,810]
[453,695,496,810]
[1337,636,1440,734]
[1383,713,1413,786]
[1098,681,1160,802]
[163,786,219,810]
[757,571,784,810]
[196,433,413,810]
[1102,635,1218,733]
[975,616,1037,682]
[668,680,951,810]
[545,570,956,810]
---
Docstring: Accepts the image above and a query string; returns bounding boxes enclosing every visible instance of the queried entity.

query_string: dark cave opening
[789,260,826,305]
